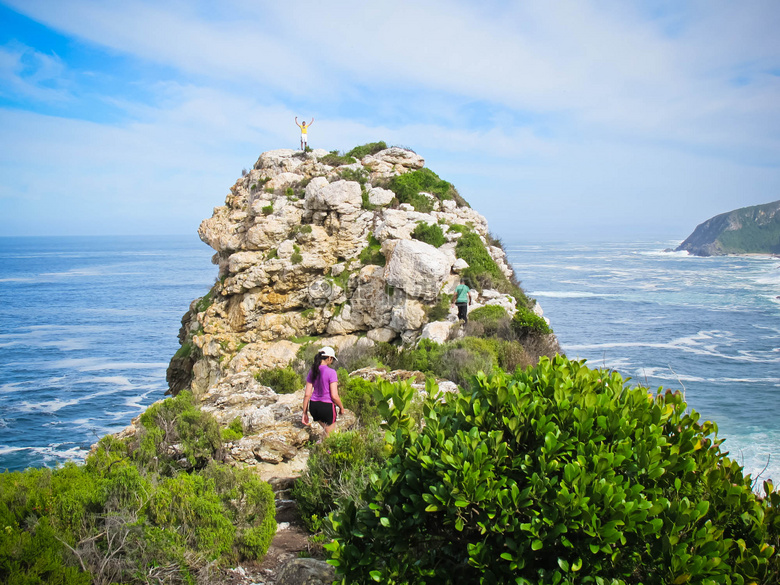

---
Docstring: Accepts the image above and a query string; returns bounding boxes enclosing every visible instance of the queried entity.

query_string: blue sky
[1,0,779,241]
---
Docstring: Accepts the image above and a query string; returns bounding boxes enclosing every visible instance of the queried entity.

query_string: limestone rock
[384,239,452,301]
[276,558,335,585]
[305,179,362,214]
[368,186,395,206]
[420,320,455,344]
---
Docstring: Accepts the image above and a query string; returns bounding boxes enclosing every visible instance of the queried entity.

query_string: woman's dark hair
[309,351,326,383]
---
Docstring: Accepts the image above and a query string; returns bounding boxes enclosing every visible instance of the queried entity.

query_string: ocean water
[505,240,780,486]
[0,236,216,471]
[1,237,778,487]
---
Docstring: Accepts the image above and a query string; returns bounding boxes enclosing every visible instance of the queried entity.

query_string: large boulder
[384,239,452,301]
[305,179,362,214]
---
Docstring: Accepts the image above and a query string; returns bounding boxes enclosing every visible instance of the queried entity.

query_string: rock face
[167,146,519,397]
[676,200,780,256]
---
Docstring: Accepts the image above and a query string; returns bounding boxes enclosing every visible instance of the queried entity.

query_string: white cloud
[0,41,70,101]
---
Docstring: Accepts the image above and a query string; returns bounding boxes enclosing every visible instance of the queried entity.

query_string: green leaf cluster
[346,141,388,159]
[135,390,223,473]
[388,168,459,212]
[411,222,446,248]
[292,430,385,533]
[320,151,357,167]
[0,394,276,584]
[254,366,303,394]
[326,357,780,584]
[512,305,552,337]
[359,233,385,266]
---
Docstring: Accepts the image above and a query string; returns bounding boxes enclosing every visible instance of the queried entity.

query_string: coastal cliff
[676,199,780,256]
[154,143,557,480]
[167,144,551,400]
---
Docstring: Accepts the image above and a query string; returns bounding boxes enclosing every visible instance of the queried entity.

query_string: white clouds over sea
[1,0,779,239]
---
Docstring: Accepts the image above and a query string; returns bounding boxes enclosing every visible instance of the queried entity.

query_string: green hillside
[676,199,780,256]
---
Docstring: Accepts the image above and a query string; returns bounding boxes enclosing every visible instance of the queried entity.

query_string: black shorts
[456,302,468,321]
[309,400,337,425]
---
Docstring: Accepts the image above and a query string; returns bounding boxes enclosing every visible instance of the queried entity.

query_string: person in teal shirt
[452,278,472,323]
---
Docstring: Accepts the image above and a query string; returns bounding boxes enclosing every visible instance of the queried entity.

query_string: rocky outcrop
[167,146,520,398]
[676,199,780,256]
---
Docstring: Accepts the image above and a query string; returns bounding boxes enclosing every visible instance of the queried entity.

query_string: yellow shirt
[300,125,308,134]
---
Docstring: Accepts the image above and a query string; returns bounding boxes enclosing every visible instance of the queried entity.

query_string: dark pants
[456,302,468,322]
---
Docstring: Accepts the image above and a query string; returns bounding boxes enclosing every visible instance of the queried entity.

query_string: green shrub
[135,390,223,473]
[359,233,385,266]
[340,375,383,428]
[426,293,452,322]
[195,289,214,313]
[411,222,446,247]
[172,341,196,360]
[320,151,356,167]
[512,305,552,337]
[292,430,385,533]
[388,168,458,212]
[291,244,303,265]
[261,204,273,215]
[0,441,275,584]
[221,417,244,441]
[255,366,303,394]
[339,167,369,184]
[327,357,780,584]
[346,141,387,159]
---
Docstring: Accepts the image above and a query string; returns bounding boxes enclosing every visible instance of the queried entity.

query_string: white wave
[18,388,120,414]
[638,249,691,257]
[565,329,779,364]
[531,291,615,299]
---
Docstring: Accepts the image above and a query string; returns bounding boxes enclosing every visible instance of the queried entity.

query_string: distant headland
[676,199,780,256]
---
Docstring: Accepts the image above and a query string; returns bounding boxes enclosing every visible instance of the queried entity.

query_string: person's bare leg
[320,421,336,437]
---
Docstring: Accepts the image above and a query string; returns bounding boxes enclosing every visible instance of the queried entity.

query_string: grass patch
[320,151,356,167]
[388,168,464,212]
[254,366,303,394]
[411,222,445,248]
[359,233,385,266]
[346,141,387,159]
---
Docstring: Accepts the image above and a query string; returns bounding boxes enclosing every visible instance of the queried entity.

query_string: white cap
[319,346,336,358]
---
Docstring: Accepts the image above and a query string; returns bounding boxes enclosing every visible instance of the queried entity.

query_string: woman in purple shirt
[301,346,344,438]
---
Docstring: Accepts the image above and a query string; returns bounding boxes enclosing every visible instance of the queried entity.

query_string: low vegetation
[324,357,780,584]
[0,391,276,585]
[411,221,446,247]
[387,167,457,213]
[358,233,385,266]
[254,366,303,394]
[346,141,387,159]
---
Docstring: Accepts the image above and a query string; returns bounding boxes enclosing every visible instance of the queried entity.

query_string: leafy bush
[359,233,385,266]
[255,366,303,394]
[426,293,452,322]
[195,289,214,313]
[292,430,384,533]
[339,167,369,184]
[411,222,446,248]
[512,305,552,337]
[291,244,303,265]
[221,417,244,441]
[261,204,273,215]
[320,151,356,167]
[0,418,275,584]
[346,141,387,159]
[135,390,223,474]
[388,168,457,212]
[340,375,383,428]
[327,357,780,584]
[468,304,510,337]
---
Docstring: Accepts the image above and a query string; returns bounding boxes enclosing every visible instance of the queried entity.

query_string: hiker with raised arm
[295,116,314,150]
